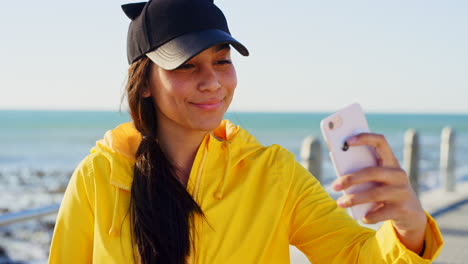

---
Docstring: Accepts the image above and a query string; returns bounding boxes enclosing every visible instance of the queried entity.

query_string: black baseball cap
[122,0,249,70]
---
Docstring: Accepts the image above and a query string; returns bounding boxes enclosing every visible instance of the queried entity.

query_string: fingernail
[337,198,347,208]
[347,136,358,144]
[333,182,343,191]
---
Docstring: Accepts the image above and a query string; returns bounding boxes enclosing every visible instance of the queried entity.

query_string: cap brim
[146,29,249,70]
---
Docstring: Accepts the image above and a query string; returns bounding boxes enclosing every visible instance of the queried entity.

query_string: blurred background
[0,0,467,263]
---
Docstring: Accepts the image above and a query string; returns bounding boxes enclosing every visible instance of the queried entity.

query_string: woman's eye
[216,59,232,65]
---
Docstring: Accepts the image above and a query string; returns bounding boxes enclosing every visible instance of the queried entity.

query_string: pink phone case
[320,103,378,219]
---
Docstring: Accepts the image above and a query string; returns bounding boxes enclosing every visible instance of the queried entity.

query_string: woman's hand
[331,133,427,254]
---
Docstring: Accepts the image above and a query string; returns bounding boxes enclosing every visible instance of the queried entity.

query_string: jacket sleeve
[49,156,96,263]
[287,161,443,263]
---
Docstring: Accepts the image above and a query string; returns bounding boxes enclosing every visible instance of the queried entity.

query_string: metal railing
[0,203,60,227]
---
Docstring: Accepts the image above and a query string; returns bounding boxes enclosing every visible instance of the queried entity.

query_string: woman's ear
[141,89,152,98]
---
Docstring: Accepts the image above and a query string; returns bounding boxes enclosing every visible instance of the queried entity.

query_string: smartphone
[320,103,379,220]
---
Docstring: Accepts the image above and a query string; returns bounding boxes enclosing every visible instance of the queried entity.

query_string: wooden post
[300,136,322,182]
[440,127,456,192]
[403,129,420,196]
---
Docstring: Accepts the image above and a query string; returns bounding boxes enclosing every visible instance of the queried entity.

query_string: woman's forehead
[210,44,231,53]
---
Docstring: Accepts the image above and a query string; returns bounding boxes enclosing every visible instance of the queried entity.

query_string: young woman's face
[146,45,237,134]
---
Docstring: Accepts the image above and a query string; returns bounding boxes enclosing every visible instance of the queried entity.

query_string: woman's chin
[194,117,224,132]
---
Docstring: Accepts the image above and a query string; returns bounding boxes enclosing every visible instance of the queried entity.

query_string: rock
[41,221,55,231]
[4,231,12,238]
[0,246,26,264]
[35,171,45,178]
[0,246,7,257]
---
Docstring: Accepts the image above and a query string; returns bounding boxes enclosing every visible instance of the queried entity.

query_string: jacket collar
[91,120,245,192]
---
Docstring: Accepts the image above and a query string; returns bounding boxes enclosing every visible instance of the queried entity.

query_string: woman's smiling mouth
[190,100,223,110]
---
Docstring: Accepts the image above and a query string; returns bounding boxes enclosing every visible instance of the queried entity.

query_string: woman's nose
[198,65,221,92]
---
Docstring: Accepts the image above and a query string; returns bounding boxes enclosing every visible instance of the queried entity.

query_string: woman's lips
[191,100,223,110]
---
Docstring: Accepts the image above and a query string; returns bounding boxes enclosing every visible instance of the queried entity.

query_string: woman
[49,0,443,263]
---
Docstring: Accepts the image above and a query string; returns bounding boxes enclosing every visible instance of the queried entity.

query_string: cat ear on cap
[121,2,147,20]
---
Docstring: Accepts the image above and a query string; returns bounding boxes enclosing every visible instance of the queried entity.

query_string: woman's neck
[157,125,208,186]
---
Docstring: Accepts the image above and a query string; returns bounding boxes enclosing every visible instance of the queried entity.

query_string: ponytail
[126,57,203,264]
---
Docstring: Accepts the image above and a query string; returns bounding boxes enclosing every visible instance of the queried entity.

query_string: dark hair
[126,56,204,264]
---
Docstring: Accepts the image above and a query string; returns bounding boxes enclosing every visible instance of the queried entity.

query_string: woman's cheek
[226,68,238,92]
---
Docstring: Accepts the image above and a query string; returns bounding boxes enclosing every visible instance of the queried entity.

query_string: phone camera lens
[342,142,349,151]
[328,121,334,130]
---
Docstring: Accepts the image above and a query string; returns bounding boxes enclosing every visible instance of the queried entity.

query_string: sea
[0,110,468,263]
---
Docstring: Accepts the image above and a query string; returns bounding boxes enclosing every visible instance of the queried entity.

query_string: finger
[361,203,400,224]
[346,133,400,168]
[332,167,408,191]
[372,201,386,212]
[336,185,409,208]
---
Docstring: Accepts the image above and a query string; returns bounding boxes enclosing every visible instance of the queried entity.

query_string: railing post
[300,136,322,182]
[440,127,456,192]
[403,129,420,196]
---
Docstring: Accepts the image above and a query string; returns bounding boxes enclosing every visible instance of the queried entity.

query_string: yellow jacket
[49,120,443,263]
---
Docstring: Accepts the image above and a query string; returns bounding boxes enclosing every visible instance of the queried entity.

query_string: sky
[1,0,467,113]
